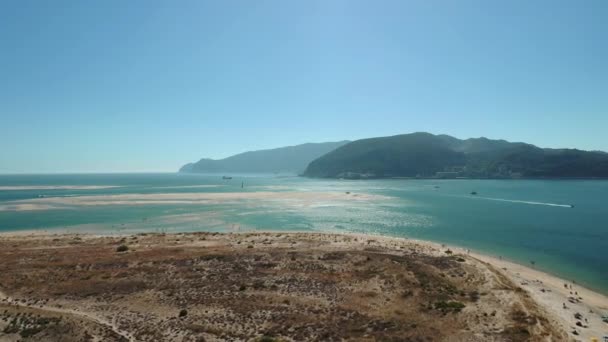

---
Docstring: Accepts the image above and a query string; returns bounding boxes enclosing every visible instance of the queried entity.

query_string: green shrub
[258,336,277,342]
[20,327,43,338]
[435,300,465,313]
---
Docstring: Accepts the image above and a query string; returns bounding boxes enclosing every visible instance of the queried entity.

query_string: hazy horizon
[2,131,607,174]
[2,0,607,173]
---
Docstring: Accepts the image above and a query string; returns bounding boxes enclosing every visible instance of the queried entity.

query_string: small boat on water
[570,204,575,208]
[470,191,477,195]
[222,176,232,180]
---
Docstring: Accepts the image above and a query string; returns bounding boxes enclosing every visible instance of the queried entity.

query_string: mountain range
[303,132,608,179]
[180,132,608,179]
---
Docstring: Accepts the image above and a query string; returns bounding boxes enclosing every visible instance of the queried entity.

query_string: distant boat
[570,204,575,208]
[241,181,244,189]
[222,176,232,180]
[470,191,477,195]
[37,194,45,198]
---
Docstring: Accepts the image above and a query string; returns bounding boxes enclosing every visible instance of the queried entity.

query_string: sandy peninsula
[0,231,606,341]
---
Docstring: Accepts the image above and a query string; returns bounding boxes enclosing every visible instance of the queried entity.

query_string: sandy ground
[0,231,604,341]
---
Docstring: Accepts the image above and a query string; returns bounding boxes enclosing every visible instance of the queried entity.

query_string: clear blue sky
[1,0,606,173]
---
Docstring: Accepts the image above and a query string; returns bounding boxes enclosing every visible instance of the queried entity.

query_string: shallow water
[0,173,606,294]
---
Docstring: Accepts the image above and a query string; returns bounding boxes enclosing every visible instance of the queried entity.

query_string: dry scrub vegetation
[0,232,566,341]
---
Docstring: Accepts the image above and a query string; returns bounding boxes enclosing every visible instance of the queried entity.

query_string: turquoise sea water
[0,173,606,294]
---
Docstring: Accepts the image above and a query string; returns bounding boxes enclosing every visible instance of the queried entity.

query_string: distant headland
[179,141,349,174]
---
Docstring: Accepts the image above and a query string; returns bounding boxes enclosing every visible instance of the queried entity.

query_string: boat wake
[474,196,572,208]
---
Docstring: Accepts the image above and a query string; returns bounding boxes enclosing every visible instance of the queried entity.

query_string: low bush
[435,300,465,313]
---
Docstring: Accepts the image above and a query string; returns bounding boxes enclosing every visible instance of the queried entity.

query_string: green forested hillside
[303,133,608,179]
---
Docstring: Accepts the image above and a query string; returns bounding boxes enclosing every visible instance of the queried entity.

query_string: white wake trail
[475,196,572,208]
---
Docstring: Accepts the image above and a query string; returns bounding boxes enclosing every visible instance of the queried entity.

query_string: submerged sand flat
[0,185,121,191]
[147,185,226,189]
[0,232,577,341]
[0,191,391,211]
